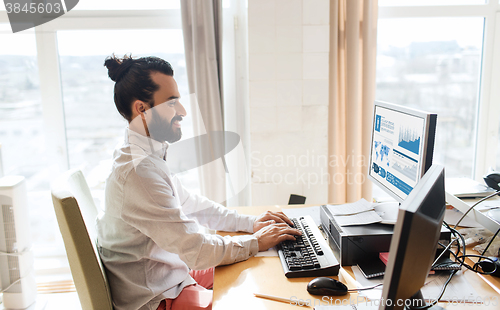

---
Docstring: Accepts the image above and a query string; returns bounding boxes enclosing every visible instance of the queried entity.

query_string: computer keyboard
[278,215,340,278]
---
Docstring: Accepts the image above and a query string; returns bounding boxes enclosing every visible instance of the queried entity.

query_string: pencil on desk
[254,293,309,307]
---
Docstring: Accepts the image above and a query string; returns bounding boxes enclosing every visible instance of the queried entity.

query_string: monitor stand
[407,290,445,310]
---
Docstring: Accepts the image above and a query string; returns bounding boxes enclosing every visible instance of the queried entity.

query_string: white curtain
[181,0,227,204]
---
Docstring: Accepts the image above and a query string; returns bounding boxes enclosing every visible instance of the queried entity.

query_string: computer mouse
[307,277,348,296]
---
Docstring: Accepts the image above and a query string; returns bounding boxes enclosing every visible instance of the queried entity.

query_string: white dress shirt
[96,128,259,310]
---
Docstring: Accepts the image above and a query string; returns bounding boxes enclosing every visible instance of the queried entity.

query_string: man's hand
[253,211,294,233]
[253,223,301,252]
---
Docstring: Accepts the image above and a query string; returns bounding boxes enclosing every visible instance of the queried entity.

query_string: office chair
[51,169,113,310]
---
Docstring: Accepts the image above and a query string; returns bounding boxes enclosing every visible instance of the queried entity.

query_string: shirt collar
[125,127,168,160]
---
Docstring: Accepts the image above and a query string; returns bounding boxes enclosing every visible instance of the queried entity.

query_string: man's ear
[132,100,148,119]
[130,100,151,137]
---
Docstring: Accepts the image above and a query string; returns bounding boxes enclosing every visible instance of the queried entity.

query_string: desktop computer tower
[320,204,452,266]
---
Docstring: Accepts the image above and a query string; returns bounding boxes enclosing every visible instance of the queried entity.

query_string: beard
[147,110,183,143]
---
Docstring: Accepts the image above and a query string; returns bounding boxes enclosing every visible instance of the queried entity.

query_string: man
[97,55,301,310]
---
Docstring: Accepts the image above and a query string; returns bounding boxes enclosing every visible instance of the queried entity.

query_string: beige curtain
[181,0,227,204]
[328,0,378,204]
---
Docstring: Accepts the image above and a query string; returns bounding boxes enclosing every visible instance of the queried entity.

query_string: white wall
[248,0,330,206]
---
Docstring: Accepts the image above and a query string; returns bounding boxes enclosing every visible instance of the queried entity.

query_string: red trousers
[156,268,214,310]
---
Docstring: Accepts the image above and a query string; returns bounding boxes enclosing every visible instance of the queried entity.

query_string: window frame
[0,9,182,173]
[378,1,500,180]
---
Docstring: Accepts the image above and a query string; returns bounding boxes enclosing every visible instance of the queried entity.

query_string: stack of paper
[326,199,383,226]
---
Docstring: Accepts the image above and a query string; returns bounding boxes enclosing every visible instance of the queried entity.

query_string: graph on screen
[398,126,421,155]
[392,150,418,181]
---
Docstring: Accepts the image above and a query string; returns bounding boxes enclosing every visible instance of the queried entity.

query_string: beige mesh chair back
[51,169,113,310]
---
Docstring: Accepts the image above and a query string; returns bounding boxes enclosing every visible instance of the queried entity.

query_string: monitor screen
[368,101,437,202]
[379,164,446,310]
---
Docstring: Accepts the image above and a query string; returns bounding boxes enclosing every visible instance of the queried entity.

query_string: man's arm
[173,175,295,234]
[121,162,299,269]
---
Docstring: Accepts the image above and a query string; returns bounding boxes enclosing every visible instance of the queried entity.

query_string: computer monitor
[368,101,437,202]
[379,164,446,310]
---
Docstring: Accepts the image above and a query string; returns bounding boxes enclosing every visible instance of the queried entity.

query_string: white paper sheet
[254,246,278,257]
[325,199,375,216]
[333,211,383,227]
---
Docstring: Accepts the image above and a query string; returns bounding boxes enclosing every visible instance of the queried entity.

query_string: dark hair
[104,54,174,121]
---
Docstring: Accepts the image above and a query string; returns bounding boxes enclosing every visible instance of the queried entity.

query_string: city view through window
[376,17,483,183]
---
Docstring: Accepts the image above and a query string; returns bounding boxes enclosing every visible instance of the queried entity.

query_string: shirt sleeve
[172,175,256,233]
[120,159,259,270]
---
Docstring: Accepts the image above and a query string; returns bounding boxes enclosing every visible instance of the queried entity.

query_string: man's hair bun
[104,54,135,82]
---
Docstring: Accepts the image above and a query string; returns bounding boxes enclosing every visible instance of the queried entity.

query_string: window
[0,25,43,181]
[0,3,195,280]
[376,17,484,178]
[377,2,500,185]
[0,24,68,272]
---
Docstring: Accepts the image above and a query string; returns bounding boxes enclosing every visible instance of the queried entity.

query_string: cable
[443,221,466,261]
[0,267,35,294]
[432,237,460,267]
[408,223,465,309]
[347,283,383,292]
[472,227,500,272]
[440,223,499,275]
[409,269,459,310]
[445,221,500,274]
[453,190,500,229]
[0,251,23,257]
[0,278,22,294]
[437,240,497,274]
[407,222,498,309]
[479,227,500,258]
[0,251,34,295]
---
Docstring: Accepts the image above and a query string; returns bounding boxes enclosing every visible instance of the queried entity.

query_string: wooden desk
[213,205,500,309]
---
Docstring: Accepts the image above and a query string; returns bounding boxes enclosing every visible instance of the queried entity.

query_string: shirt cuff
[248,235,259,257]
[239,234,259,259]
[238,214,257,233]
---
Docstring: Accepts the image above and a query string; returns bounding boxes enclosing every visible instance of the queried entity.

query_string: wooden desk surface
[213,205,500,309]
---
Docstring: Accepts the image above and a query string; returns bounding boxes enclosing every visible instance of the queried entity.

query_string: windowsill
[34,255,73,284]
[0,292,81,310]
